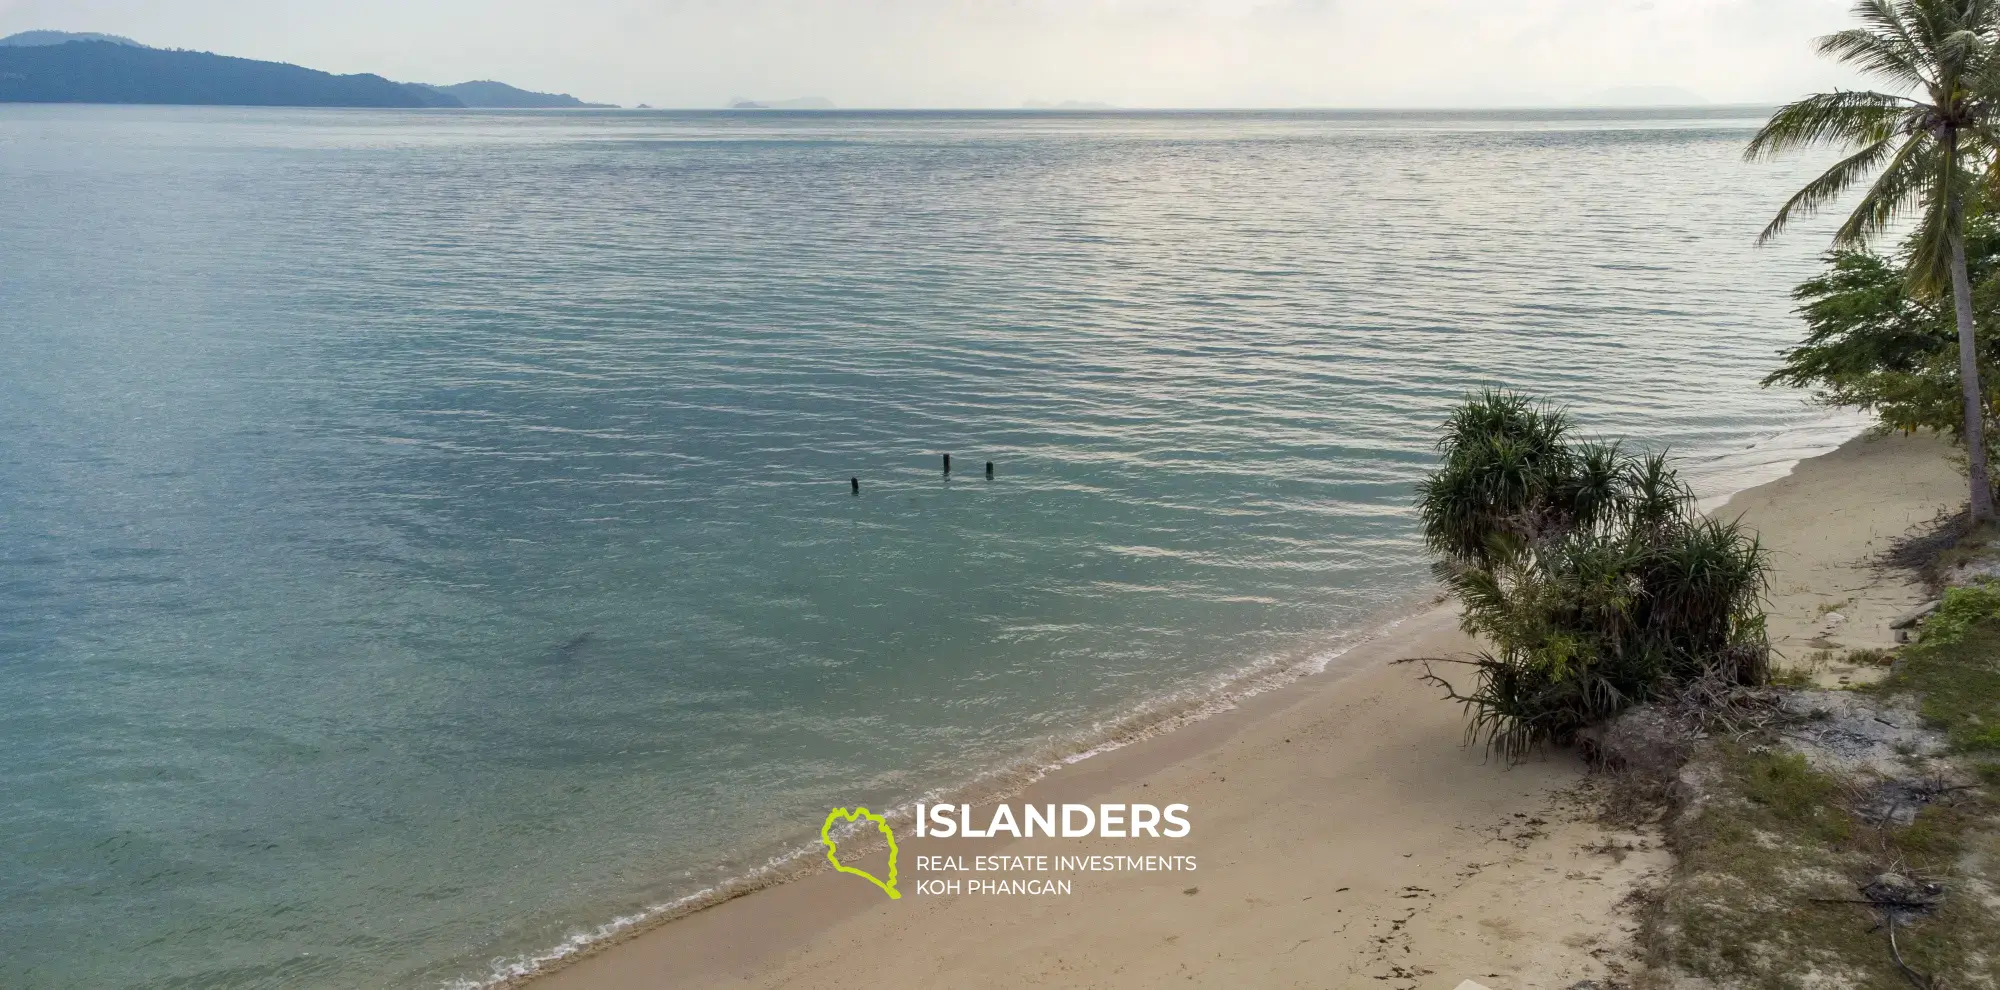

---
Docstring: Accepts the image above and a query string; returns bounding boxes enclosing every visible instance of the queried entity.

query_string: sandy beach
[1717,430,1964,681]
[525,430,1963,990]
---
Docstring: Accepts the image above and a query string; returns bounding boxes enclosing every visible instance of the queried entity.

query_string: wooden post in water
[942,453,951,476]
[851,477,860,495]
[985,461,994,479]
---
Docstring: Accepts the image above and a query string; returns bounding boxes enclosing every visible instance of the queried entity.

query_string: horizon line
[514,103,1781,113]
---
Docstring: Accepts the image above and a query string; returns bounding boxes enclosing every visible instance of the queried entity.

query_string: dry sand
[527,430,1959,990]
[1712,430,1962,685]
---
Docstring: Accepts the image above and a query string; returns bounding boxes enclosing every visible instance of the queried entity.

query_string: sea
[0,105,1864,988]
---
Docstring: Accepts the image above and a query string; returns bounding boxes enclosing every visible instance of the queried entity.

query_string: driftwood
[1812,870,1944,990]
[1888,912,1932,990]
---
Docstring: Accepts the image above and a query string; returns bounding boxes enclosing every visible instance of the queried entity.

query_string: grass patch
[1888,802,1972,863]
[1879,612,2000,752]
[1644,744,1999,989]
[1649,747,1892,988]
[1847,648,1895,668]
[1639,563,2000,987]
[1771,649,1896,689]
[1739,751,1852,843]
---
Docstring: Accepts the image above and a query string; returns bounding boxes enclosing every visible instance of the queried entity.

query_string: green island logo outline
[820,807,901,899]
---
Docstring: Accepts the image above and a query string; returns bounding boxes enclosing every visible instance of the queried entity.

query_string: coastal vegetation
[1662,12,2000,972]
[1748,0,2000,521]
[1644,739,1999,989]
[1415,390,1770,760]
[1638,539,2000,989]
[1410,415,2000,985]
[1766,217,2000,446]
[1886,584,2000,749]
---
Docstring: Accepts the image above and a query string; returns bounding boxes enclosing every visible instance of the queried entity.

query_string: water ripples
[0,105,1857,989]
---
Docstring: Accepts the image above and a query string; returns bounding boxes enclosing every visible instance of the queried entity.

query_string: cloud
[0,0,1875,107]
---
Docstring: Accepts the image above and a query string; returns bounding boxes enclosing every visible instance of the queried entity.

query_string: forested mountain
[0,35,617,108]
[0,41,447,106]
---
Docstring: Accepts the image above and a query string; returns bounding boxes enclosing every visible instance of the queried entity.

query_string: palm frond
[1745,90,1916,162]
[1900,156,1973,294]
[1757,133,1918,244]
[1903,0,1957,59]
[1908,0,2000,91]
[1857,0,1929,49]
[1849,0,1931,78]
[1819,24,1932,88]
[1830,129,1939,247]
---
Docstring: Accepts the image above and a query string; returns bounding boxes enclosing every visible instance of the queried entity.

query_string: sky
[0,0,1880,109]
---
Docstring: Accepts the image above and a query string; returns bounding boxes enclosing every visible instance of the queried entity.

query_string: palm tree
[1747,0,2000,521]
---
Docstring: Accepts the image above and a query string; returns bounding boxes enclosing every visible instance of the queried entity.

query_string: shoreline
[524,605,1502,989]
[500,423,1956,990]
[469,587,1449,988]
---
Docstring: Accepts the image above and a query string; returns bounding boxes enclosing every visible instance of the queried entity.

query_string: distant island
[1022,100,1116,110]
[727,96,835,110]
[416,80,612,109]
[0,31,615,108]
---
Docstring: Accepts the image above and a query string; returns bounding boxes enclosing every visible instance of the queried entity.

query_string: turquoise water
[1,106,1852,988]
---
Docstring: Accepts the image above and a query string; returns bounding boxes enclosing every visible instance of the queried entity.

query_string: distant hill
[728,96,835,110]
[0,30,144,47]
[416,80,613,109]
[0,40,450,106]
[0,33,617,109]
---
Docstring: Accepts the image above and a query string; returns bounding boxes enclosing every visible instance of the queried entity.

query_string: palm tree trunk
[1947,129,1995,522]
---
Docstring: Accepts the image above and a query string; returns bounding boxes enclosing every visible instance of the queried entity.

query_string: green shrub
[1918,583,2000,646]
[1417,391,1771,760]
[1763,215,2000,451]
[1879,607,2000,753]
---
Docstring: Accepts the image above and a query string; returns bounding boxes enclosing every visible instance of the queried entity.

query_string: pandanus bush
[1416,391,1771,761]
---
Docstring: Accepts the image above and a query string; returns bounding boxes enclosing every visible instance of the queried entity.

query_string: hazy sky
[0,0,1878,108]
